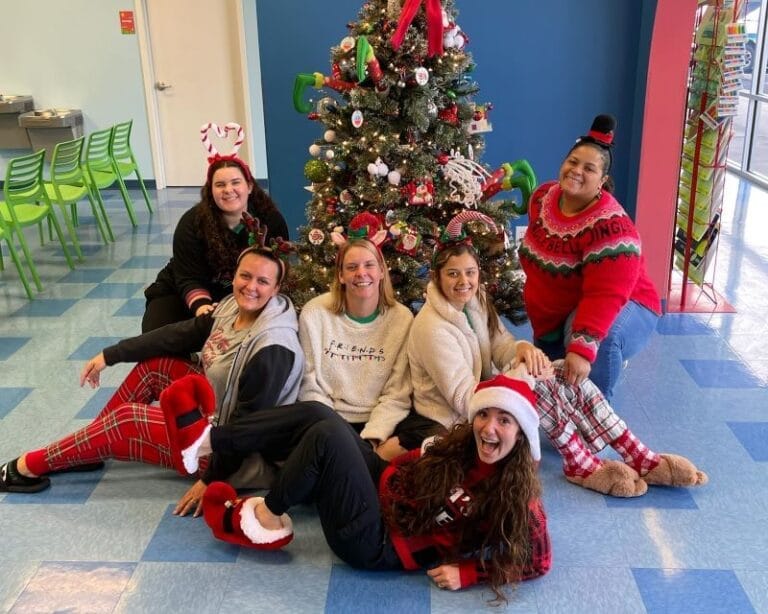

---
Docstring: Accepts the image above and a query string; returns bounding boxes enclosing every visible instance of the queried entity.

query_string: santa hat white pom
[468,374,540,461]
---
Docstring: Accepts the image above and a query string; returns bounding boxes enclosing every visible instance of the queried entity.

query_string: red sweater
[379,449,551,588]
[518,182,661,362]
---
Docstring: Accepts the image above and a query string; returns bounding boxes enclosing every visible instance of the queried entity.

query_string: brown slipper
[566,460,648,497]
[643,454,708,487]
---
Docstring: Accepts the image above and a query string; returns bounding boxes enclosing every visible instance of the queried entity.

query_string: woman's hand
[514,341,551,378]
[80,352,107,388]
[173,479,207,517]
[427,564,461,591]
[563,351,591,386]
[195,304,216,317]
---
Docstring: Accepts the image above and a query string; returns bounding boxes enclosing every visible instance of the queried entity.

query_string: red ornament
[402,177,434,206]
[438,103,459,126]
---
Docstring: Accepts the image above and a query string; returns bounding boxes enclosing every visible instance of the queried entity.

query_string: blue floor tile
[0,337,30,360]
[0,388,33,419]
[119,255,171,269]
[605,486,699,510]
[632,568,756,614]
[727,422,768,461]
[9,561,135,613]
[75,388,116,419]
[85,283,145,299]
[57,268,115,284]
[10,299,77,317]
[141,505,240,563]
[680,359,764,388]
[3,470,103,505]
[657,315,716,336]
[67,337,124,359]
[113,298,146,317]
[325,565,430,614]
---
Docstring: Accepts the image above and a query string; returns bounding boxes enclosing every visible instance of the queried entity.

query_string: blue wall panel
[255,0,654,233]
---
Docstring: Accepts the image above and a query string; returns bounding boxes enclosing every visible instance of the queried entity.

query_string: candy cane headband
[433,210,498,264]
[201,121,253,183]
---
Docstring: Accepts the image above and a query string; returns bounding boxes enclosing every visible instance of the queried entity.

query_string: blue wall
[255,0,656,233]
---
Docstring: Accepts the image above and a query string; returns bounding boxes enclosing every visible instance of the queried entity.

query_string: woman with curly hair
[142,156,290,332]
[408,219,707,498]
[175,374,550,603]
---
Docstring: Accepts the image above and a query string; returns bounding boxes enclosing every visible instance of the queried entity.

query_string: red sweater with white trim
[379,449,551,588]
[518,182,661,362]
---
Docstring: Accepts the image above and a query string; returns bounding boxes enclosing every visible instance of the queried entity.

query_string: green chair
[0,149,76,294]
[111,120,154,216]
[0,211,36,299]
[83,126,138,228]
[44,136,113,259]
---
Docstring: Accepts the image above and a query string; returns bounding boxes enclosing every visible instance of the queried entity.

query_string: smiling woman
[518,114,661,402]
[141,155,290,333]
[0,249,304,518]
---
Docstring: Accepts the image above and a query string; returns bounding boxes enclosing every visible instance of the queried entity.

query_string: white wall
[0,0,151,176]
[0,0,268,181]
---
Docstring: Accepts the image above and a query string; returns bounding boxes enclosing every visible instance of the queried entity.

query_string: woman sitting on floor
[407,212,707,497]
[0,244,303,517]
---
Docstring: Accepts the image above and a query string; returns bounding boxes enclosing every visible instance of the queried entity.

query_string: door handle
[155,81,172,91]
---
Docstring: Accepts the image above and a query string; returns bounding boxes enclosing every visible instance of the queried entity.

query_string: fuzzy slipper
[566,460,648,497]
[642,454,708,487]
[203,481,293,550]
[159,374,216,475]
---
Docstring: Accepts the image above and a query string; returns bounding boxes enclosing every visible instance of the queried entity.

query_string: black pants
[210,401,402,570]
[142,293,193,332]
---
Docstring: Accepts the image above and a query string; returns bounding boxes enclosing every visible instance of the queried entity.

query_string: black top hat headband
[573,114,616,171]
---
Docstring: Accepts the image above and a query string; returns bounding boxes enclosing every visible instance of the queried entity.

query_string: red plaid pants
[534,363,628,453]
[25,357,202,475]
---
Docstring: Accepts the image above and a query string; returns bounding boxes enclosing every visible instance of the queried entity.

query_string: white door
[140,0,250,186]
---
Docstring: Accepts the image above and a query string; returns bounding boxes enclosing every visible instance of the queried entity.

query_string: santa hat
[203,481,293,550]
[468,374,540,461]
[159,374,216,475]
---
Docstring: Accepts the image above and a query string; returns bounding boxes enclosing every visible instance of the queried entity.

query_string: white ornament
[414,67,429,86]
[340,36,356,53]
[339,189,353,205]
[309,144,321,157]
[324,130,337,143]
[308,228,325,245]
[351,110,364,129]
[325,149,335,159]
[440,149,493,208]
[368,157,389,178]
[387,170,401,186]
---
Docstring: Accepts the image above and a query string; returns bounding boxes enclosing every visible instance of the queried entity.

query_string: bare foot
[254,499,284,531]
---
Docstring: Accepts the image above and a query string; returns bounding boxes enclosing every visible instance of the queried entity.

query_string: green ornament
[304,159,330,182]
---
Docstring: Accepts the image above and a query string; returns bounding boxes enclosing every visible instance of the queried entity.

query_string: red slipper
[159,374,215,475]
[203,481,293,550]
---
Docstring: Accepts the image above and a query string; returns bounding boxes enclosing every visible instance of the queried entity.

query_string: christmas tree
[287,0,536,322]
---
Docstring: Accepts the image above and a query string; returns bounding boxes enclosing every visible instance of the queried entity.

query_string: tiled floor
[1,175,767,613]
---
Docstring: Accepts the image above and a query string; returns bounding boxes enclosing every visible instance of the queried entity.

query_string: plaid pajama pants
[25,357,202,476]
[534,363,628,454]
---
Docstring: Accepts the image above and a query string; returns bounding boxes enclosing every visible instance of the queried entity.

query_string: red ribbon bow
[390,0,444,58]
